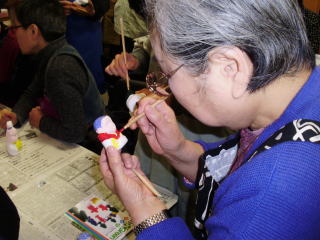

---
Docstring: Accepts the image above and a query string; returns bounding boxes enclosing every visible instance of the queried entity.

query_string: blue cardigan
[137,67,320,240]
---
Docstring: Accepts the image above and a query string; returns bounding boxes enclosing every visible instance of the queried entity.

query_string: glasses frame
[146,64,184,96]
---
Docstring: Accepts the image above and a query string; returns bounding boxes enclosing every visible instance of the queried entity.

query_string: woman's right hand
[105,52,139,80]
[131,96,186,157]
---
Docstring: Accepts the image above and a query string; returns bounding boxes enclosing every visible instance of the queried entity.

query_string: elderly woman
[100,0,320,239]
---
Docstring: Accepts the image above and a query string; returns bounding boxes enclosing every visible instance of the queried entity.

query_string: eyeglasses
[146,64,184,96]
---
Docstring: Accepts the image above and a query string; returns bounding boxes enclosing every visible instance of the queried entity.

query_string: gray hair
[145,0,315,92]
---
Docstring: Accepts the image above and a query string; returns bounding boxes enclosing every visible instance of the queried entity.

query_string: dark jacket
[13,36,105,143]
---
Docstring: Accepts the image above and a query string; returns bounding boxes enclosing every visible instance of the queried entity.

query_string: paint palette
[66,195,133,240]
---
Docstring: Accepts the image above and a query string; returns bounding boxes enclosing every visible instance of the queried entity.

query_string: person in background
[298,0,320,54]
[107,0,156,80]
[0,18,37,108]
[0,11,20,107]
[59,0,109,94]
[105,0,150,113]
[100,0,320,239]
[0,0,105,144]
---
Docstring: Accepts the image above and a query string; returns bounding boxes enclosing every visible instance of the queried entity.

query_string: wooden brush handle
[123,98,166,129]
[132,169,161,197]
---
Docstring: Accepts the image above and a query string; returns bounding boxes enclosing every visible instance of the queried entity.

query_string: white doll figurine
[126,93,146,113]
[5,121,22,156]
[94,116,128,150]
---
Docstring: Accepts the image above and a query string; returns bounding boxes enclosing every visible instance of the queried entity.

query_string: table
[0,123,177,240]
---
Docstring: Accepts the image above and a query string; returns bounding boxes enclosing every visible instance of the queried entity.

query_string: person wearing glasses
[0,0,105,144]
[100,0,320,239]
[105,0,229,225]
[0,9,38,109]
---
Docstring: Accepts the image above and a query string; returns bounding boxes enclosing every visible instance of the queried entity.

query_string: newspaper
[0,123,177,240]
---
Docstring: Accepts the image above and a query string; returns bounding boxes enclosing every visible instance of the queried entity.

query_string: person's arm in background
[105,36,152,80]
[0,70,43,129]
[11,73,43,126]
[105,51,140,79]
[130,36,153,74]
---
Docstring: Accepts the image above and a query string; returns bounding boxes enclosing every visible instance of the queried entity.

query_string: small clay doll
[126,88,155,114]
[93,116,128,150]
[94,115,162,197]
[126,93,146,113]
[6,121,22,156]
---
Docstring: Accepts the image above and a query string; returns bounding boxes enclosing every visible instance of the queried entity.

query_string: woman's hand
[131,96,186,156]
[105,52,139,80]
[130,96,203,181]
[100,147,166,225]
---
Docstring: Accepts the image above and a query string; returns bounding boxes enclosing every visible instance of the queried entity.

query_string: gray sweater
[13,36,104,143]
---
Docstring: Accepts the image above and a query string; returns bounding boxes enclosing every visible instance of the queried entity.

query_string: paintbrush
[119,98,166,133]
[119,17,130,91]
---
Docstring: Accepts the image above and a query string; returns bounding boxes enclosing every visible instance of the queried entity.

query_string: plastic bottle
[5,121,22,156]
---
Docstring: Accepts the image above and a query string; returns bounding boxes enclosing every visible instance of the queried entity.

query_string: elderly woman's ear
[207,46,253,99]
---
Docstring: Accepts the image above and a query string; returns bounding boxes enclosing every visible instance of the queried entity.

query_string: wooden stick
[132,169,161,197]
[122,98,166,130]
[119,17,130,91]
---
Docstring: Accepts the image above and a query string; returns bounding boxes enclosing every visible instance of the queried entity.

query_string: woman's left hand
[100,147,166,225]
[29,106,43,129]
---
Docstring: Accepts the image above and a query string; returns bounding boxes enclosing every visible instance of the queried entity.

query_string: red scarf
[97,130,121,142]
